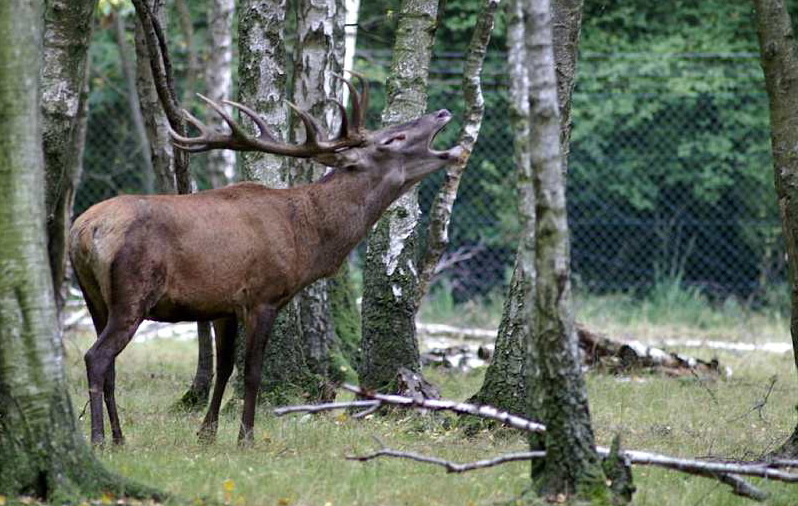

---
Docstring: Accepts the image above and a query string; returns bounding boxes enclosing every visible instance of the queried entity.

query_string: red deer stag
[70,76,463,446]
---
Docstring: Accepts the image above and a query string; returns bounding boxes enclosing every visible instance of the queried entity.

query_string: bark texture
[754,0,798,458]
[467,1,530,416]
[234,0,323,404]
[470,0,583,420]
[0,2,159,500]
[289,0,348,397]
[523,0,607,499]
[41,0,97,316]
[206,0,237,186]
[550,0,583,169]
[134,0,176,193]
[359,0,441,396]
[417,0,498,302]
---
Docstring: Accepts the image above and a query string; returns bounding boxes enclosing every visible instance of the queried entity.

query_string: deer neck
[300,169,402,279]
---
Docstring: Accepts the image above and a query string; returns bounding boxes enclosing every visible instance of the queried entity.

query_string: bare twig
[341,383,547,433]
[347,448,546,473]
[346,446,775,501]
[274,400,380,416]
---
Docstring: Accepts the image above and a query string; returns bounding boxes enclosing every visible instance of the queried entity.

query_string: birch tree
[206,0,236,186]
[288,0,350,394]
[233,0,322,404]
[41,0,97,317]
[753,0,798,458]
[521,0,608,498]
[359,0,442,397]
[469,0,584,417]
[0,1,160,499]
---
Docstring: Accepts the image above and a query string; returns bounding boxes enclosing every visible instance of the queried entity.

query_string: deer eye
[382,134,406,146]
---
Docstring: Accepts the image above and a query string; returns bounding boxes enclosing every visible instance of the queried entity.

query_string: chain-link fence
[78,49,784,305]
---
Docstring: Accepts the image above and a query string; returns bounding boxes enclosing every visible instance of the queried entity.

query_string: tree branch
[416,0,500,302]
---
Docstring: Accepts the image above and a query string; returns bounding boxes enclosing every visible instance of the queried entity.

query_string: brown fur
[72,109,464,446]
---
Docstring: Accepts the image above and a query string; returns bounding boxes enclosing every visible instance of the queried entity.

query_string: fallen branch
[347,447,771,501]
[275,384,798,501]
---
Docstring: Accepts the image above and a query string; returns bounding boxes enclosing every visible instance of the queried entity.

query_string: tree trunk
[469,0,581,418]
[172,0,237,413]
[41,0,96,318]
[206,0,236,187]
[753,0,798,458]
[134,0,176,194]
[175,0,199,105]
[522,0,607,499]
[286,0,348,400]
[112,11,155,194]
[233,0,323,405]
[359,0,441,397]
[0,2,160,500]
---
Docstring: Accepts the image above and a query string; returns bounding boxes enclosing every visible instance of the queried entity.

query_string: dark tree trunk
[112,11,154,193]
[359,0,441,398]
[522,0,607,499]
[41,0,97,318]
[753,0,798,458]
[0,2,160,500]
[134,0,176,194]
[467,0,530,416]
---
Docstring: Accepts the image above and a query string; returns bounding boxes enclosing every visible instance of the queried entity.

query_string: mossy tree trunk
[359,0,441,397]
[521,0,608,500]
[233,0,321,405]
[0,2,160,500]
[41,0,97,318]
[753,0,798,458]
[469,0,583,418]
[467,0,530,416]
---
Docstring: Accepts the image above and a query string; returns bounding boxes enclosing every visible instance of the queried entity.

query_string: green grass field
[62,291,798,506]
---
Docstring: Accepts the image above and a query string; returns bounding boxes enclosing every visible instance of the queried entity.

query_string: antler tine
[222,99,280,142]
[330,99,349,140]
[286,101,327,145]
[195,93,250,140]
[347,70,369,126]
[332,73,363,133]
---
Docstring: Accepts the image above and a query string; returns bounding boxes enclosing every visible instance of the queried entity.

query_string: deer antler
[170,73,370,158]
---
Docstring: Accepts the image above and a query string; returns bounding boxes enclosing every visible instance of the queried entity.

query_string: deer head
[170,73,463,194]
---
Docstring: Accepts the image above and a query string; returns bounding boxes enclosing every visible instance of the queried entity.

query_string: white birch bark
[206,0,236,185]
[522,0,607,498]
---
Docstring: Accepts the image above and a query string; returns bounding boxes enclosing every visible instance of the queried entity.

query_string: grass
[61,281,798,505]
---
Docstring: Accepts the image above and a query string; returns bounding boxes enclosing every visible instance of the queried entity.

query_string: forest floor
[61,292,798,506]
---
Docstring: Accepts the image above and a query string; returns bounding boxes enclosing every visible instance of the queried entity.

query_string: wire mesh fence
[78,49,784,306]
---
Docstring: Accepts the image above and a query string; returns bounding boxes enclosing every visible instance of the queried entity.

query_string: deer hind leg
[103,362,124,445]
[84,312,142,446]
[238,304,277,447]
[198,316,237,443]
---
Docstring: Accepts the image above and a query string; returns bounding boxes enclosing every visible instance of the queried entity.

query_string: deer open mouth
[428,109,460,160]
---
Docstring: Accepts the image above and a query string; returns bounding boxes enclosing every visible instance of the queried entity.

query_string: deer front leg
[238,304,277,447]
[198,316,237,443]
